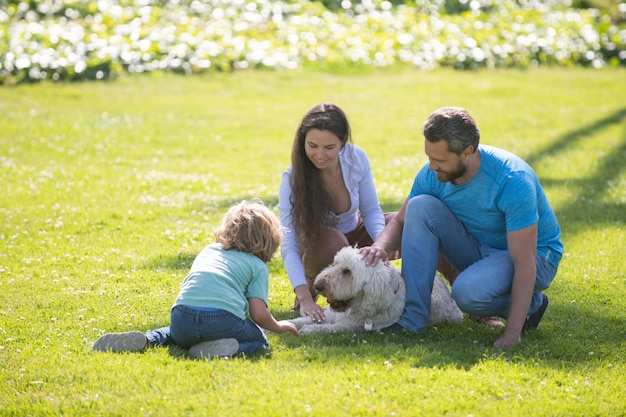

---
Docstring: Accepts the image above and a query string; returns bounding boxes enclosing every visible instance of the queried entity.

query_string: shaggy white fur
[290,246,463,334]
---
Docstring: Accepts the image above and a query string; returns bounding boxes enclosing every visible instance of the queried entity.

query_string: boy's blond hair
[215,199,282,263]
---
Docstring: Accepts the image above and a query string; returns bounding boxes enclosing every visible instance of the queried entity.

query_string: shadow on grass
[164,344,273,363]
[275,297,625,369]
[130,285,624,368]
[524,107,626,169]
[529,107,626,232]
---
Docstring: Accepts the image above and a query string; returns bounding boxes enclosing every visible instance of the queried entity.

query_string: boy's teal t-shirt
[172,243,269,320]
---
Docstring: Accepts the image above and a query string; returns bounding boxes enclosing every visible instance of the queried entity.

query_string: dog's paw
[299,324,325,335]
[288,318,313,329]
[299,325,314,335]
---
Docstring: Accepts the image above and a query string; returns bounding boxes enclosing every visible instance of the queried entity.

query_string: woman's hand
[358,245,390,267]
[299,298,325,323]
[294,284,325,323]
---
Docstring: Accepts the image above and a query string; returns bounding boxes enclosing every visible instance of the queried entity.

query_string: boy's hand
[278,320,299,336]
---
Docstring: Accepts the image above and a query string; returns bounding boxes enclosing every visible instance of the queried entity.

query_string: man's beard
[435,161,467,183]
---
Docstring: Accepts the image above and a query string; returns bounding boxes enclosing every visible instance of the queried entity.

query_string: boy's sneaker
[93,331,148,353]
[524,294,550,331]
[188,338,239,360]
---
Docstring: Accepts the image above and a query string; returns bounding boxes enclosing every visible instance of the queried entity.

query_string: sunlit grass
[0,67,624,416]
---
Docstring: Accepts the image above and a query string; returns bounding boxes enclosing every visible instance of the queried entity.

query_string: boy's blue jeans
[397,194,558,334]
[146,305,269,356]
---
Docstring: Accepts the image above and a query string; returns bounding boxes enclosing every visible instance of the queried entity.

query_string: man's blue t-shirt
[409,145,563,268]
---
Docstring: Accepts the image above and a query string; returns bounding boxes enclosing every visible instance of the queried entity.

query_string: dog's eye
[341,268,350,276]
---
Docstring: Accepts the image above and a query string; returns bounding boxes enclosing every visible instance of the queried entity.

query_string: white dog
[290,246,463,334]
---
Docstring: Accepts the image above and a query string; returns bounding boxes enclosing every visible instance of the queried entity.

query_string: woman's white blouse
[278,143,385,289]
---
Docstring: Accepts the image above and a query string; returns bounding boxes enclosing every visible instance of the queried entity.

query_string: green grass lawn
[1,68,624,416]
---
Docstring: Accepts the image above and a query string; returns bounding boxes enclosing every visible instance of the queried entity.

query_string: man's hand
[492,332,521,350]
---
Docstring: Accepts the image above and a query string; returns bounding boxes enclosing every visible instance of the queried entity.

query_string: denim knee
[450,281,473,312]
[406,195,445,221]
[450,279,494,314]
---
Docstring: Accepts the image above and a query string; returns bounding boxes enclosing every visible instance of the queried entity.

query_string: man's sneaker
[524,294,550,331]
[93,331,148,353]
[188,338,239,360]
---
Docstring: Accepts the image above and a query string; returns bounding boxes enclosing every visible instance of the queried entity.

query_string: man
[360,107,563,349]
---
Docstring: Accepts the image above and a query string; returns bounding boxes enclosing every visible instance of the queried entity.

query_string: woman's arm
[278,169,308,289]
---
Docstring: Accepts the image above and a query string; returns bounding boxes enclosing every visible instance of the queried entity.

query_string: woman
[278,103,395,323]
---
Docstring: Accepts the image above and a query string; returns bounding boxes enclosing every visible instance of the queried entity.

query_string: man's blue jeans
[397,194,558,334]
[146,305,269,356]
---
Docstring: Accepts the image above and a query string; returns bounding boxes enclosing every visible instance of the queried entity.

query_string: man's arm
[493,223,538,349]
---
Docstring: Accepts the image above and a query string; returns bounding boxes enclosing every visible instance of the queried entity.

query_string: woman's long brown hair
[289,103,352,248]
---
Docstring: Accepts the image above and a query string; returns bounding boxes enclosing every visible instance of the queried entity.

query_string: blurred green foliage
[1,0,625,84]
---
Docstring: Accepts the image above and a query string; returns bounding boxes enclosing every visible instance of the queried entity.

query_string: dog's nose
[313,280,325,292]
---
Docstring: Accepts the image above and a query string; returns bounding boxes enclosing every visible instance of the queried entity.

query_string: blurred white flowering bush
[1,0,624,83]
